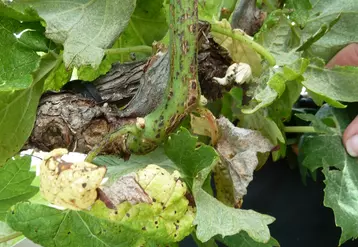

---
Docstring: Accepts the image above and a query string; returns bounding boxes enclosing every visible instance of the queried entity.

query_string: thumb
[326,43,358,157]
[326,43,358,68]
[343,117,358,157]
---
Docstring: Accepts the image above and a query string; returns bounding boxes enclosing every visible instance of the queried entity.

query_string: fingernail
[346,135,358,157]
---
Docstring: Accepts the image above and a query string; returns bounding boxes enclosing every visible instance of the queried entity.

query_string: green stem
[284,126,317,133]
[105,46,152,55]
[210,24,276,66]
[86,0,199,162]
[0,232,23,243]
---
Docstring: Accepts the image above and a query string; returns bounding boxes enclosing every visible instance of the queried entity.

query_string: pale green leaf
[11,0,136,68]
[0,156,38,220]
[297,13,340,52]
[285,0,312,26]
[193,188,274,243]
[302,0,358,61]
[302,60,358,103]
[242,58,308,114]
[300,105,358,245]
[255,10,300,66]
[78,0,167,81]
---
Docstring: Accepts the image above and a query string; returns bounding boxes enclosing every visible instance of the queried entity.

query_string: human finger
[343,116,358,157]
[326,43,358,68]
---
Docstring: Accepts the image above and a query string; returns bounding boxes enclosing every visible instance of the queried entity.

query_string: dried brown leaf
[100,173,152,208]
[216,117,273,205]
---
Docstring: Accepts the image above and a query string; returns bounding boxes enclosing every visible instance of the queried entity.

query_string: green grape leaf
[296,13,341,52]
[0,2,39,21]
[242,58,308,114]
[92,147,177,184]
[197,0,238,21]
[0,17,46,165]
[198,0,223,22]
[0,156,38,221]
[43,53,72,92]
[218,231,280,247]
[118,0,167,61]
[299,105,358,245]
[268,79,302,122]
[193,183,274,243]
[220,87,243,121]
[164,128,218,190]
[285,0,312,26]
[192,232,219,247]
[255,10,300,66]
[78,0,167,81]
[164,128,275,244]
[0,221,24,247]
[0,80,43,166]
[302,60,358,103]
[7,203,131,247]
[301,0,358,61]
[10,0,136,68]
[0,17,41,91]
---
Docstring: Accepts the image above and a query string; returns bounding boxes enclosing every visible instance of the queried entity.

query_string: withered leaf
[40,148,106,210]
[216,117,273,205]
[100,173,152,208]
[190,107,219,145]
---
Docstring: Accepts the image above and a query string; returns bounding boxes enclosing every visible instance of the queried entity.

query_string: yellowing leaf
[212,19,262,76]
[190,108,219,145]
[40,148,106,210]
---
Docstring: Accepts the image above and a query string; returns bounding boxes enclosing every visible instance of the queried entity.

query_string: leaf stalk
[105,46,153,55]
[0,232,23,243]
[210,24,276,66]
[284,126,317,133]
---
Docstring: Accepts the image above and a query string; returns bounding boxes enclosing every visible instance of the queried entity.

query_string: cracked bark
[26,22,233,154]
